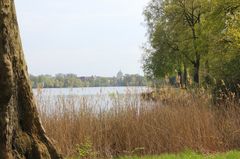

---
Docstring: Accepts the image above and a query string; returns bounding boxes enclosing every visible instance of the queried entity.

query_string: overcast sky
[15,0,149,76]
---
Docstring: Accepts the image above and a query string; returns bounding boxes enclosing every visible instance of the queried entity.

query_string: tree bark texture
[0,0,62,158]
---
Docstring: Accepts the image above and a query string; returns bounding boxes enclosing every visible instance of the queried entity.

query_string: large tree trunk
[0,1,62,158]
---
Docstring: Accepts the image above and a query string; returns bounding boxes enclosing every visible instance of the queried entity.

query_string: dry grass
[35,87,240,158]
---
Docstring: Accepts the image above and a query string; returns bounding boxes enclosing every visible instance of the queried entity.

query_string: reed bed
[35,87,240,158]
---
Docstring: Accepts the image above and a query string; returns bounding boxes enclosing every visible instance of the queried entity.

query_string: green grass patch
[119,151,240,159]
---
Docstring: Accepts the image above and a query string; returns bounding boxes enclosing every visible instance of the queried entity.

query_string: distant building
[117,71,123,80]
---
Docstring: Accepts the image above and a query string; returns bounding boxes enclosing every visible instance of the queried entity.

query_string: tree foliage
[143,0,240,87]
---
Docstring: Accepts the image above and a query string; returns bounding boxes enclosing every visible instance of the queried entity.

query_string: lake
[33,87,150,112]
[33,86,148,96]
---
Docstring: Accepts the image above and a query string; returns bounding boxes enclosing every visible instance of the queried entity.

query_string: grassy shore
[36,87,240,158]
[119,151,240,159]
[67,151,240,159]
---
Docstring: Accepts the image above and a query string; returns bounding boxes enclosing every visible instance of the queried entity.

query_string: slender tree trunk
[191,20,201,85]
[178,70,183,88]
[192,27,200,85]
[193,57,200,84]
[0,1,62,158]
[183,64,187,87]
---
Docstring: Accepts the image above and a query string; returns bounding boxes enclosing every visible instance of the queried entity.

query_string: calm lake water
[33,87,150,111]
[33,86,148,96]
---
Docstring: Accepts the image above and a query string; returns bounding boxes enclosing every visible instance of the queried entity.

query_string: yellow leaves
[227,27,240,47]
[225,12,240,48]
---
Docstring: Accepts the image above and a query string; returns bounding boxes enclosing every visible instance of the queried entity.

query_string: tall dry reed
[35,87,240,158]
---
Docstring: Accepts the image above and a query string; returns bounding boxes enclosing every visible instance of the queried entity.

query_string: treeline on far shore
[30,72,147,88]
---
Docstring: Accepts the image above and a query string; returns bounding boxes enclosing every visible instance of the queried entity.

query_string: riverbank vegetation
[36,87,240,158]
